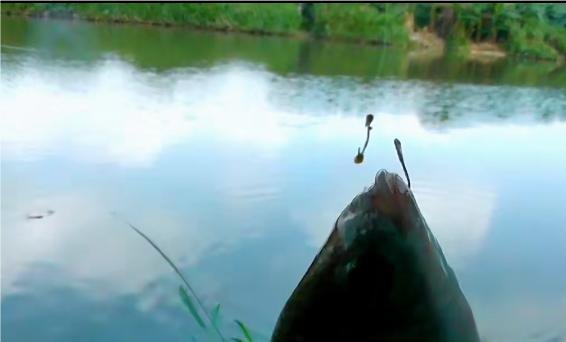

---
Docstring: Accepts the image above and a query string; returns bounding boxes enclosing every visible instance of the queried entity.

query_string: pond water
[2,17,566,342]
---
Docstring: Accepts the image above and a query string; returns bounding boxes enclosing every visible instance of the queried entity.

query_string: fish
[272,169,480,342]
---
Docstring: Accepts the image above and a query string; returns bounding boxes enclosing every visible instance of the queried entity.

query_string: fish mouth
[371,169,411,221]
[336,169,414,245]
[373,169,409,197]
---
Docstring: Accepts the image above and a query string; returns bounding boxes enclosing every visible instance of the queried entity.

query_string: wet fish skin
[272,170,479,342]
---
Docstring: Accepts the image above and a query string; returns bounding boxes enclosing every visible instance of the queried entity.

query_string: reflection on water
[2,17,566,342]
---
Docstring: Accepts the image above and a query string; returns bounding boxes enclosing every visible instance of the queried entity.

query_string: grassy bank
[0,3,410,46]
[0,3,302,34]
[2,3,565,61]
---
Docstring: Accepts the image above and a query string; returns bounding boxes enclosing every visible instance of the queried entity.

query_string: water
[2,17,566,342]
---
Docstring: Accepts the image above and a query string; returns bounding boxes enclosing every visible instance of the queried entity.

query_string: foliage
[506,22,559,61]
[445,21,471,57]
[313,4,410,47]
[442,4,562,60]
[546,26,566,55]
[410,3,565,60]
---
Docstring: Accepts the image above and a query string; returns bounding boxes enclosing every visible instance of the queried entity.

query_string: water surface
[2,17,566,342]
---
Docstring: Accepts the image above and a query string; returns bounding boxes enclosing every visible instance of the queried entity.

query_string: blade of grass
[211,304,222,330]
[112,212,225,341]
[179,286,207,329]
[235,320,253,342]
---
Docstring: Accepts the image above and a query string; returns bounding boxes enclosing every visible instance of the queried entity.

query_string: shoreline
[3,6,564,65]
[1,8,510,63]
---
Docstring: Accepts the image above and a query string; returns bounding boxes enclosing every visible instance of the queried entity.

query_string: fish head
[333,169,466,315]
[336,169,418,247]
[272,170,479,341]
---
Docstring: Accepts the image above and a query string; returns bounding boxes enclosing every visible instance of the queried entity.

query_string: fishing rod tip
[394,138,401,148]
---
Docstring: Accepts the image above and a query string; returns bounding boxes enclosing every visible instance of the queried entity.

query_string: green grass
[314,4,409,46]
[112,213,255,341]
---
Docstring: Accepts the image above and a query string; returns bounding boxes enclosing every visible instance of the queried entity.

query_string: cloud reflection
[3,57,564,167]
[1,60,314,167]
